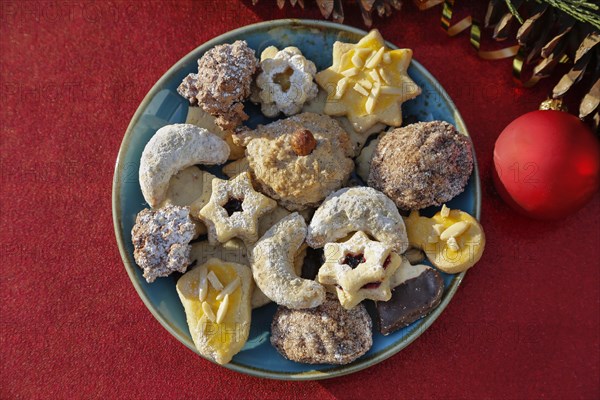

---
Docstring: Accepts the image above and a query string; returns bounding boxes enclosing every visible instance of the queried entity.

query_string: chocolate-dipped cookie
[376,259,444,335]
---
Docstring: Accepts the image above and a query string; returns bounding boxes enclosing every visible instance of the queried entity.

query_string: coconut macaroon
[368,121,474,210]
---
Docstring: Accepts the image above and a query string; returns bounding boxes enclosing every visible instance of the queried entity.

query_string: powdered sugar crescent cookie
[307,187,408,253]
[257,205,314,238]
[250,213,325,309]
[139,124,229,208]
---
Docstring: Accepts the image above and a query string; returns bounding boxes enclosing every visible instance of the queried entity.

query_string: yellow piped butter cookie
[404,206,485,274]
[176,258,252,365]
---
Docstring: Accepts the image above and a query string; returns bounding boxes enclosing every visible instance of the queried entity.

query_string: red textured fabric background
[1,1,599,399]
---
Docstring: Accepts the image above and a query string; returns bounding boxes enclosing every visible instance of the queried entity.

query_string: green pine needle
[505,0,600,29]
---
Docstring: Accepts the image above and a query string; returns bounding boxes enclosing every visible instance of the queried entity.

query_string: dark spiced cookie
[368,121,473,210]
[270,293,372,365]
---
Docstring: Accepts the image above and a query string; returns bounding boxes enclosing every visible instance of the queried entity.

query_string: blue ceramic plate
[113,20,481,380]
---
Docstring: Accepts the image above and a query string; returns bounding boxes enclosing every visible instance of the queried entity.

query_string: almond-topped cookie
[315,29,421,133]
[176,258,252,365]
[234,112,354,211]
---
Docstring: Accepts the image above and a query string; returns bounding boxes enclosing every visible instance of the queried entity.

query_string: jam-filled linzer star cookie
[315,29,421,133]
[199,172,277,245]
[318,231,401,309]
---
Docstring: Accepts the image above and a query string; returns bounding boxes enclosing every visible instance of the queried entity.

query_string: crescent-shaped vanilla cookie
[306,186,408,253]
[139,124,230,208]
[250,213,325,309]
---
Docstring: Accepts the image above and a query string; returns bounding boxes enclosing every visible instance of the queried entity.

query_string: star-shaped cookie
[199,172,277,245]
[318,231,401,309]
[315,29,421,133]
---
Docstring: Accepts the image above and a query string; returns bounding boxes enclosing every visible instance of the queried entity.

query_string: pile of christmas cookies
[131,30,486,366]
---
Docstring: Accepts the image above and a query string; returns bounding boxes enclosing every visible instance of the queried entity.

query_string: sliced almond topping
[364,50,376,66]
[216,294,230,324]
[359,79,373,89]
[372,82,381,97]
[447,236,460,251]
[202,301,216,322]
[342,68,359,77]
[352,52,365,68]
[353,83,369,96]
[440,221,470,241]
[335,77,349,99]
[379,69,393,85]
[207,270,224,291]
[366,47,386,69]
[432,223,445,236]
[378,68,390,84]
[216,277,240,300]
[380,86,404,95]
[369,69,381,83]
[365,95,375,114]
[441,204,451,218]
[383,52,392,64]
[198,266,208,302]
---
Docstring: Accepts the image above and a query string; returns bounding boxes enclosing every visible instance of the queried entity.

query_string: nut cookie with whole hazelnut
[234,112,354,211]
[368,121,474,210]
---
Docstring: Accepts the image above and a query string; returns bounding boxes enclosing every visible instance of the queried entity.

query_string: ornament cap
[539,97,568,112]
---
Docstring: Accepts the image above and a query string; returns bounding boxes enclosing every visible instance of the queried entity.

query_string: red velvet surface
[1,1,598,399]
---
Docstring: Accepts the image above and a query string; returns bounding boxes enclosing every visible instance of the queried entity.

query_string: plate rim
[112,18,481,381]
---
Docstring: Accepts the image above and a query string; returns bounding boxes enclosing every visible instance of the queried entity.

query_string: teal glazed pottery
[113,20,481,380]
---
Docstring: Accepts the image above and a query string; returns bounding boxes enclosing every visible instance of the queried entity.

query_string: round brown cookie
[270,293,372,365]
[368,121,473,210]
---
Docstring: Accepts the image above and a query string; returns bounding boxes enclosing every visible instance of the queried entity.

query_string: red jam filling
[342,253,366,268]
[362,281,382,289]
[383,255,391,269]
[223,198,243,216]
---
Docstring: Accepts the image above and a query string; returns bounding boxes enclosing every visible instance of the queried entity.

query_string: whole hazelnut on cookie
[291,129,317,156]
[233,113,354,211]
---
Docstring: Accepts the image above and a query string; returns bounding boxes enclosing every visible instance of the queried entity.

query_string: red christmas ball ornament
[493,109,600,219]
